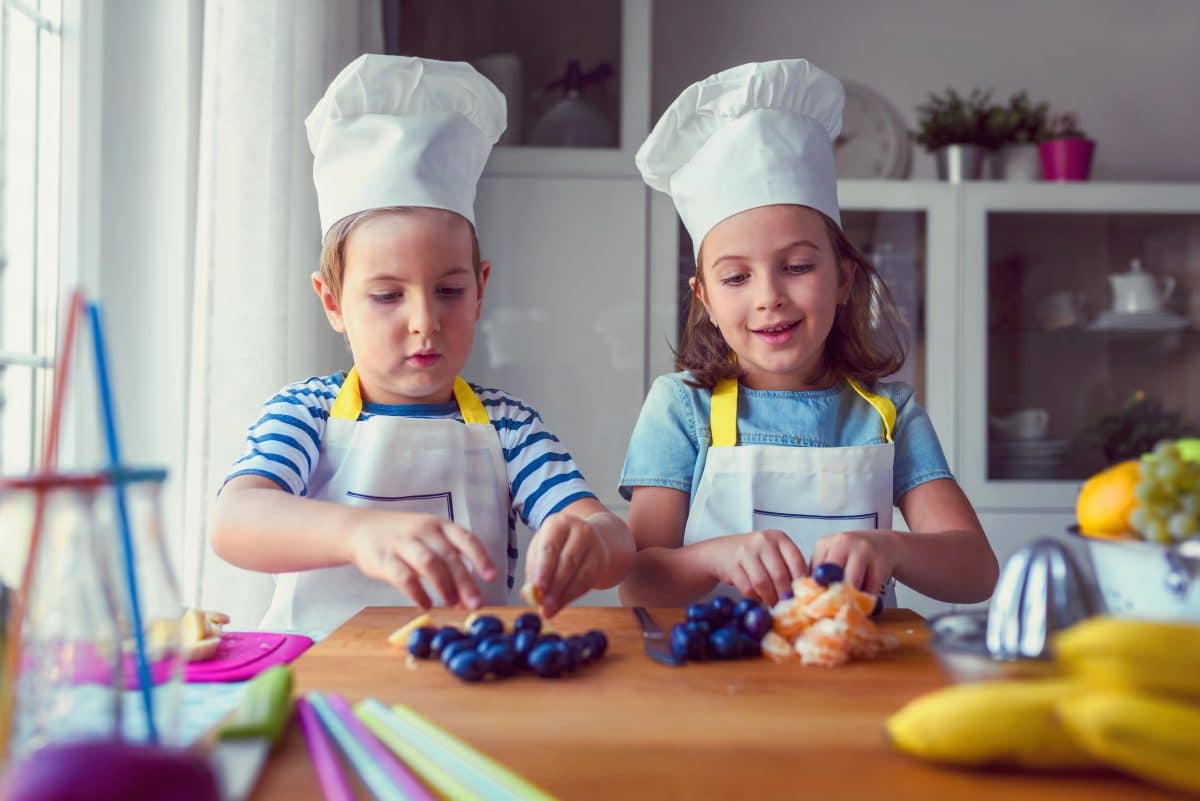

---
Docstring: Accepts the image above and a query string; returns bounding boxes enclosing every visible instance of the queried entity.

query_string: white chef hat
[636,59,844,259]
[306,54,506,237]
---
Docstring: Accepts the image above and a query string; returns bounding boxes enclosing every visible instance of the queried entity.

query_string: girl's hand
[809,530,900,597]
[348,511,497,610]
[700,530,808,607]
[525,512,610,617]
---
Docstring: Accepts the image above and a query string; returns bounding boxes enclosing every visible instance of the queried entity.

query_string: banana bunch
[887,616,1200,796]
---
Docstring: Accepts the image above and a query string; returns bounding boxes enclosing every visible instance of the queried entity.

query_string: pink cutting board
[185,632,313,683]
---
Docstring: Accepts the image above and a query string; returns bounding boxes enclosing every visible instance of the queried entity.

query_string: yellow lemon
[1075,460,1140,539]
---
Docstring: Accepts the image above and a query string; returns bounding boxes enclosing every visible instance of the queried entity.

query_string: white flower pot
[996,143,1043,181]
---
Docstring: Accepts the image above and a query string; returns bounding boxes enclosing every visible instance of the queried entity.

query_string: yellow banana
[1054,617,1200,701]
[886,680,1096,769]
[1057,689,1200,796]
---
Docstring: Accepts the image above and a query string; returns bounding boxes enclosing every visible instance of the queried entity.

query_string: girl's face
[313,209,488,405]
[695,204,853,391]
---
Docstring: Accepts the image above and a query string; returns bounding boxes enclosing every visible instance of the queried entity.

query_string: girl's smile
[751,318,802,345]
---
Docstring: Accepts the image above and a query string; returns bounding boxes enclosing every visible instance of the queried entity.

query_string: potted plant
[1080,391,1198,465]
[910,88,993,182]
[1039,111,1095,181]
[986,91,1050,181]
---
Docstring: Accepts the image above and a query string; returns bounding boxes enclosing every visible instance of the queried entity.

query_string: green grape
[1153,440,1181,462]
[1129,506,1152,535]
[1145,518,1171,544]
[1180,493,1199,518]
[1167,513,1198,540]
[1153,458,1182,484]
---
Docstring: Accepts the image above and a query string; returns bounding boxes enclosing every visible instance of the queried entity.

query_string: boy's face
[314,209,488,405]
[694,204,852,391]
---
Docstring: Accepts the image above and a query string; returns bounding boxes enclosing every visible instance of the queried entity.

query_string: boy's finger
[384,555,432,609]
[404,540,460,607]
[443,523,498,581]
[429,541,482,609]
[544,530,590,614]
[530,522,568,594]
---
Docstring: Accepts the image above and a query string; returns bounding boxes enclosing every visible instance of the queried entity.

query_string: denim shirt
[619,372,954,507]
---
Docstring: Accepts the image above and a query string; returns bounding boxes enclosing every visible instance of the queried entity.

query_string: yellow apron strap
[453,377,491,426]
[330,369,490,426]
[846,377,896,444]
[710,378,739,448]
[330,367,364,420]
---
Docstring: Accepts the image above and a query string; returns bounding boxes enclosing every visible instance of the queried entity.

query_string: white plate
[1088,310,1189,332]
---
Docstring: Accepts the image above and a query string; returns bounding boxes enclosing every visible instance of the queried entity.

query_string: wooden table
[250,607,1174,800]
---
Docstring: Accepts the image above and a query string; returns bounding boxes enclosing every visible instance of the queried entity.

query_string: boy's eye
[438,286,467,298]
[785,263,815,274]
[370,291,401,303]
[719,273,749,286]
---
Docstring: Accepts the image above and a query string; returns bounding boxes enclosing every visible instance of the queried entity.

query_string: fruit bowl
[1068,526,1200,621]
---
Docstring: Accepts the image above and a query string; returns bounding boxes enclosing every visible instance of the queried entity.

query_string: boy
[211,55,633,633]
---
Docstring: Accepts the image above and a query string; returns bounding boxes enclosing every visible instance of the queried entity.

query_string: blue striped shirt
[225,372,597,588]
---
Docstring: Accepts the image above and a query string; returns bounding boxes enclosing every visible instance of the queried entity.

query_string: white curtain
[182,0,382,627]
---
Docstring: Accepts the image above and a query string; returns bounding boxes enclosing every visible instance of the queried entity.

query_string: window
[1,0,66,474]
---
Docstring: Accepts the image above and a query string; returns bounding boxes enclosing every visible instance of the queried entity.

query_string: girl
[619,60,997,609]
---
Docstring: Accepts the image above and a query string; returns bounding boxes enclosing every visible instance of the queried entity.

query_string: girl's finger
[842,551,870,593]
[778,537,808,581]
[758,547,794,606]
[740,555,777,607]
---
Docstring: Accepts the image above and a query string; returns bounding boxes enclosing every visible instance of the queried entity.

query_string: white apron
[259,368,511,633]
[683,377,899,607]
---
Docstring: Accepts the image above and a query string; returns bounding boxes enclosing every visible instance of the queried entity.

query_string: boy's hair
[318,207,483,302]
[676,211,907,390]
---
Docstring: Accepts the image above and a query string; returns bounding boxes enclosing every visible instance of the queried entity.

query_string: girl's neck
[739,358,838,392]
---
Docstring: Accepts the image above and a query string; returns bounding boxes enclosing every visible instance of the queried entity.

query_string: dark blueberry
[562,640,583,673]
[670,623,691,661]
[482,642,519,678]
[684,619,711,637]
[733,598,761,619]
[468,615,505,639]
[440,639,475,666]
[475,633,509,653]
[406,626,438,659]
[527,641,565,678]
[812,562,845,587]
[584,630,608,659]
[429,626,464,656]
[513,612,542,634]
[512,629,538,659]
[448,650,487,682]
[872,594,884,617]
[740,606,773,640]
[737,632,762,658]
[537,633,563,645]
[708,596,735,625]
[685,602,710,624]
[683,621,711,659]
[567,635,593,664]
[708,626,741,660]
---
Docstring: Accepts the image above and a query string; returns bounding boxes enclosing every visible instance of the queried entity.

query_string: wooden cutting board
[249,607,1173,800]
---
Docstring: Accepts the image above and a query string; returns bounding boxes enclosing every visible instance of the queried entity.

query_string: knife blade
[212,664,294,801]
[632,606,683,666]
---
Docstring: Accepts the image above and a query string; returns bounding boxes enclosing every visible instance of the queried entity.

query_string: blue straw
[87,302,158,744]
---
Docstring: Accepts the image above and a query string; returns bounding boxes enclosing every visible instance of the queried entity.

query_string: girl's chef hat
[306,54,506,237]
[636,59,844,259]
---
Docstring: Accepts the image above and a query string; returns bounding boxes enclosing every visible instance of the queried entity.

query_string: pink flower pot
[1039,138,1095,181]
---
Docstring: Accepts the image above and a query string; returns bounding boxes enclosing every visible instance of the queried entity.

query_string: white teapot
[1109,259,1175,314]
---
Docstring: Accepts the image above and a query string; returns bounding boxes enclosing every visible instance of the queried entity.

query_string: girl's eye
[438,287,467,298]
[719,273,748,287]
[785,263,815,274]
[370,291,401,303]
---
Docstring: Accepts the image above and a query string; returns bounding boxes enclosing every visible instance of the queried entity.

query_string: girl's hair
[676,210,908,390]
[318,207,482,302]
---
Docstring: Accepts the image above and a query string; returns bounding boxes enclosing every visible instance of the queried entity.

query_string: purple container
[1039,138,1095,181]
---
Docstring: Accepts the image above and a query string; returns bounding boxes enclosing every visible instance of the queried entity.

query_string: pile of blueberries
[407,612,608,682]
[670,596,774,662]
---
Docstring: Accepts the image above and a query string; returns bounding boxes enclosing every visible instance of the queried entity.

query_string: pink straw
[297,697,356,801]
[0,289,86,760]
[327,694,438,801]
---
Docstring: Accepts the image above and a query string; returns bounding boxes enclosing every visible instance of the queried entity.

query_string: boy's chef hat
[306,54,506,237]
[636,59,844,259]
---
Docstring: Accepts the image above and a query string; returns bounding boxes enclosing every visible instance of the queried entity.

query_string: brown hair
[676,211,907,390]
[318,207,483,302]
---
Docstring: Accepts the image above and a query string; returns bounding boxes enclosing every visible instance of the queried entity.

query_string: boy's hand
[348,511,497,610]
[524,512,610,617]
[810,530,900,597]
[699,530,808,607]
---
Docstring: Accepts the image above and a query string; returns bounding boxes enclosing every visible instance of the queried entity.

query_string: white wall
[652,0,1200,181]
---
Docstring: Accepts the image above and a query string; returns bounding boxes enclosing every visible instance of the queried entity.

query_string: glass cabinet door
[962,184,1200,508]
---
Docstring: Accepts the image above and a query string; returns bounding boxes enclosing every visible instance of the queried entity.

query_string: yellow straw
[355,699,559,801]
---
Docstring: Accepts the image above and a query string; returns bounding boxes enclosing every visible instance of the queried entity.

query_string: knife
[211,664,294,801]
[632,607,683,667]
